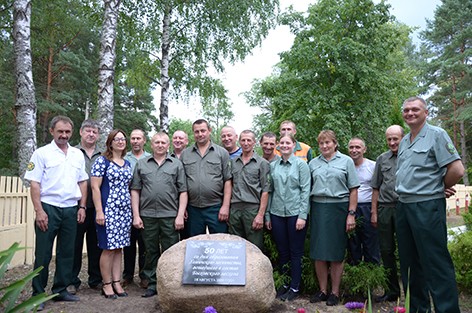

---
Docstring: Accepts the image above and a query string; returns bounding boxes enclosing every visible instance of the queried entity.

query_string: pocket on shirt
[411,148,429,167]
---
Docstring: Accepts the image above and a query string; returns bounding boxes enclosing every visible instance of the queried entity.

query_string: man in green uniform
[70,119,103,294]
[229,130,270,250]
[180,119,232,236]
[395,97,464,313]
[131,132,188,298]
[371,125,404,302]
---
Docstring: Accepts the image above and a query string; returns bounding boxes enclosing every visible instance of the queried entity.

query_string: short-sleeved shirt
[370,150,398,205]
[230,153,270,209]
[267,155,311,220]
[309,151,360,203]
[76,143,102,208]
[131,154,187,218]
[125,151,152,172]
[355,159,375,203]
[24,140,88,207]
[396,123,461,203]
[180,142,232,208]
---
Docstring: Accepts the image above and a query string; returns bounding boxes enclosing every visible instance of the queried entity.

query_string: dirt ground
[2,256,471,313]
[1,214,470,312]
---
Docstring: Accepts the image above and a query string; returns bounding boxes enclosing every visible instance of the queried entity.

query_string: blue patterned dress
[91,156,133,250]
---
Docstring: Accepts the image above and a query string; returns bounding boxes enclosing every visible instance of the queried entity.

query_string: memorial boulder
[157,233,275,313]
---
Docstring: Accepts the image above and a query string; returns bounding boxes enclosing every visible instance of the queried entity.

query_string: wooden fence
[0,176,34,266]
[0,175,471,267]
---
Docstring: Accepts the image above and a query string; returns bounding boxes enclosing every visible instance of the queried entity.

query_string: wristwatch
[348,210,356,216]
[78,206,86,210]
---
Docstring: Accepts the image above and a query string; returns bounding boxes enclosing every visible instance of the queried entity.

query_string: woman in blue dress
[91,129,132,299]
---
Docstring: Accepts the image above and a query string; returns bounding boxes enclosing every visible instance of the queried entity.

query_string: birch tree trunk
[13,0,37,180]
[159,4,172,133]
[98,0,120,148]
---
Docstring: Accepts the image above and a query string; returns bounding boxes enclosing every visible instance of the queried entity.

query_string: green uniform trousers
[377,204,400,297]
[228,206,264,251]
[32,202,77,296]
[396,198,460,313]
[141,216,179,291]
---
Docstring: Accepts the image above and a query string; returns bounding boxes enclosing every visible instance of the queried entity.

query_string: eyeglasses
[113,137,127,142]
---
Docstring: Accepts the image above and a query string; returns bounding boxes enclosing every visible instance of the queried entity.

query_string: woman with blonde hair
[91,129,133,299]
[308,130,359,306]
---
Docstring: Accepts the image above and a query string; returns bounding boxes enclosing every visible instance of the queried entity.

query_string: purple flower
[203,306,218,313]
[345,302,365,310]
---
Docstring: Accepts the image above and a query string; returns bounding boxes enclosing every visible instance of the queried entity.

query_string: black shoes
[54,292,80,302]
[36,303,45,311]
[112,281,128,297]
[326,293,339,306]
[375,294,399,302]
[280,289,299,301]
[276,285,289,298]
[310,291,328,303]
[141,289,157,298]
[101,282,117,299]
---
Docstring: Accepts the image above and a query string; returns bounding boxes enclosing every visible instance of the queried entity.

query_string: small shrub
[462,211,472,231]
[449,230,472,291]
[0,243,55,312]
[342,261,387,297]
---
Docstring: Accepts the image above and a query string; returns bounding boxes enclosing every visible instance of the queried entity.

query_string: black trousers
[71,206,102,288]
[123,226,146,280]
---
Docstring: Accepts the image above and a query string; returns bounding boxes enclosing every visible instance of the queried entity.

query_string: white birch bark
[13,0,37,181]
[159,4,172,133]
[98,0,120,148]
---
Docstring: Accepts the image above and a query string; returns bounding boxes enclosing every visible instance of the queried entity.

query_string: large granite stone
[157,233,275,313]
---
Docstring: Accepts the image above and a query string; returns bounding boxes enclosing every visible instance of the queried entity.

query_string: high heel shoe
[112,280,128,297]
[101,282,117,299]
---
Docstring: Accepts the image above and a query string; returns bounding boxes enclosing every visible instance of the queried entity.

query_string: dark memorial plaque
[182,240,246,285]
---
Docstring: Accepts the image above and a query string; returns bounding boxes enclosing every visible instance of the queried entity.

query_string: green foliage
[449,230,472,290]
[247,0,418,158]
[0,243,56,312]
[342,262,387,297]
[463,211,472,231]
[420,0,471,183]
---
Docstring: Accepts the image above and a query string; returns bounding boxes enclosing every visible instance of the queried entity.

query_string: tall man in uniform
[221,125,242,159]
[25,116,88,310]
[371,125,404,302]
[131,132,188,298]
[229,130,270,250]
[123,129,151,287]
[171,130,189,159]
[69,119,102,294]
[260,131,280,163]
[180,119,232,236]
[276,120,313,162]
[396,97,464,313]
[348,137,380,265]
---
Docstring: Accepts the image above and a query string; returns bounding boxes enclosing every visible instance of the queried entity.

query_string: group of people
[25,96,464,313]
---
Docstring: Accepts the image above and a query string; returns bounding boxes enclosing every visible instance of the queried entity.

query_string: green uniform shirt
[309,151,360,203]
[266,155,310,221]
[396,123,460,203]
[125,151,152,172]
[130,154,187,218]
[371,150,398,205]
[230,153,270,209]
[76,143,101,208]
[180,142,232,208]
